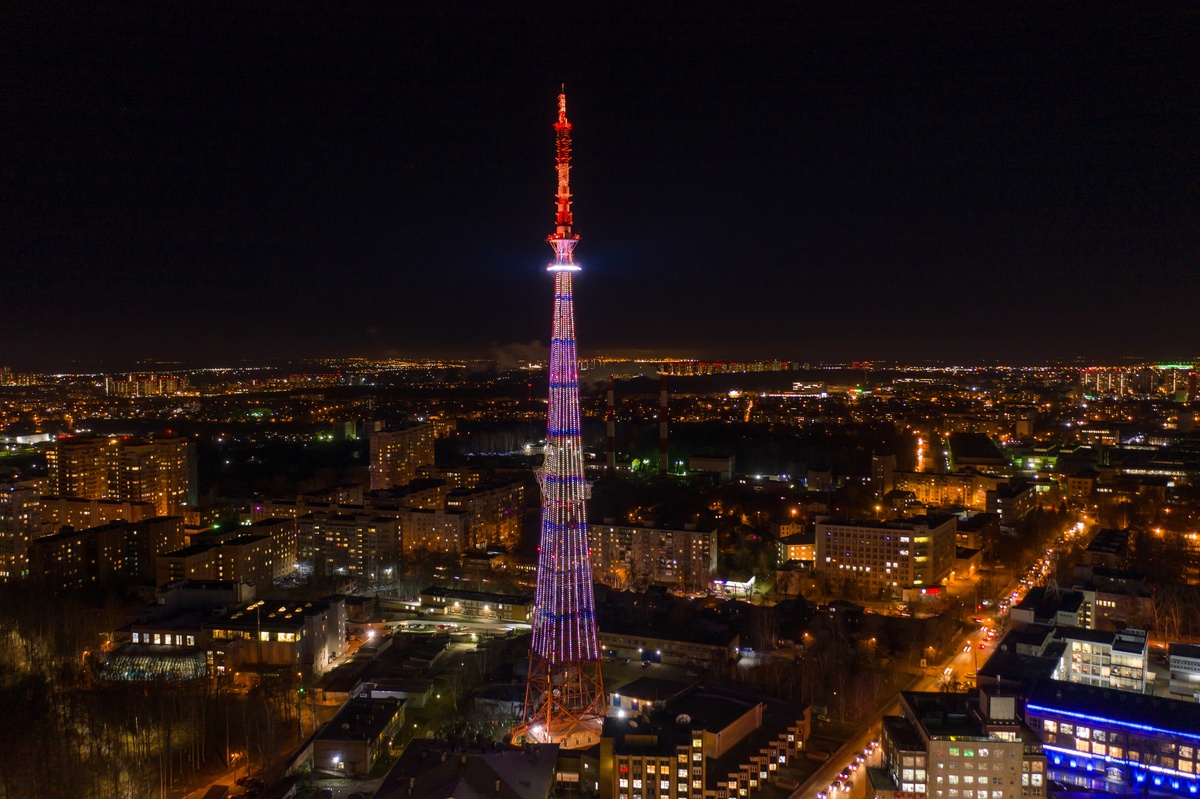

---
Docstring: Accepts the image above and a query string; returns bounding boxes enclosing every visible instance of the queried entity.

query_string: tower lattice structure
[515,91,605,749]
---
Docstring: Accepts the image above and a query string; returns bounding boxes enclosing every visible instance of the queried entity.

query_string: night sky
[3,4,1198,369]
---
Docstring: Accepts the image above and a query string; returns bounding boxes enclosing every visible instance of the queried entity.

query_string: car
[817,791,829,799]
[641,661,652,669]
[963,644,971,652]
[978,642,987,649]
[849,761,860,771]
[838,768,852,781]
[855,754,865,765]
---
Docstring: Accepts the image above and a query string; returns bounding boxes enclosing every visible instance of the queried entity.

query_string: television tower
[516,91,606,749]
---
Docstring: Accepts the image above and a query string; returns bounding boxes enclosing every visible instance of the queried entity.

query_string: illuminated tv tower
[516,91,605,749]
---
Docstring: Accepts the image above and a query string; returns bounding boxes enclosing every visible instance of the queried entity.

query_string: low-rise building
[778,531,815,564]
[1010,587,1087,629]
[204,596,346,678]
[313,697,406,776]
[418,586,533,623]
[599,624,739,671]
[1025,678,1200,796]
[590,685,809,799]
[1083,528,1131,569]
[1168,643,1200,701]
[374,740,559,799]
[1051,627,1148,694]
[872,688,1046,799]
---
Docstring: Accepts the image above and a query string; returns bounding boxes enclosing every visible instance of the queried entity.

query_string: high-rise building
[45,434,196,516]
[45,436,112,500]
[517,92,605,750]
[369,423,436,490]
[0,481,40,581]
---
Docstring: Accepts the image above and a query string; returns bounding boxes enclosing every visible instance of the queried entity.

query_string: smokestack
[606,378,616,478]
[659,374,668,478]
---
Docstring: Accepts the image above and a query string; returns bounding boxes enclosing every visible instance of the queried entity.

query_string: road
[794,515,1089,798]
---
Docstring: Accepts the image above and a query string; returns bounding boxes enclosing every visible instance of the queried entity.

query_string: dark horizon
[3,4,1198,370]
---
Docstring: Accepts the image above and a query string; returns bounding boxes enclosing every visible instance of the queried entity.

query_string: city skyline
[3,5,1197,368]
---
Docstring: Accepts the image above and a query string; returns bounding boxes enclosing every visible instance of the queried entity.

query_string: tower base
[515,653,605,750]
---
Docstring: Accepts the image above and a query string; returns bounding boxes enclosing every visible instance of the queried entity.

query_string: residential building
[1025,679,1200,796]
[45,436,111,500]
[1066,470,1099,506]
[402,508,467,558]
[986,482,1038,523]
[45,434,196,516]
[778,531,816,564]
[369,423,435,491]
[41,495,156,531]
[816,514,958,597]
[872,453,896,498]
[157,518,296,588]
[893,470,1003,511]
[444,479,526,551]
[28,516,186,590]
[872,689,1046,799]
[0,481,40,581]
[957,513,1001,555]
[297,512,400,580]
[588,520,719,593]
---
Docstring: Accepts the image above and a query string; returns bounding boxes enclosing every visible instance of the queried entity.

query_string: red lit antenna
[548,90,580,271]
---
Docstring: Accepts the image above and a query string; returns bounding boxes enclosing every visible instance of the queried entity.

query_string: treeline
[0,587,302,799]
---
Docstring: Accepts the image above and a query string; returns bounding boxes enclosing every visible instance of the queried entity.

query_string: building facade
[369,423,435,491]
[874,689,1046,799]
[1025,679,1200,796]
[45,434,196,516]
[0,481,40,581]
[589,521,718,594]
[816,515,958,597]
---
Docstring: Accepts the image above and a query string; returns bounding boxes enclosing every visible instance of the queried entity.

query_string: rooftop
[317,697,405,742]
[1085,528,1131,557]
[1026,679,1200,738]
[419,586,533,606]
